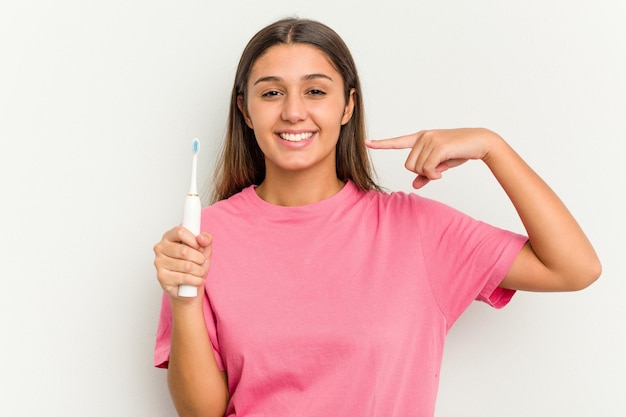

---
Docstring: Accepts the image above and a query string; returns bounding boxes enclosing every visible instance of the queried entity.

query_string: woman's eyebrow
[253,73,333,85]
[303,73,333,82]
[253,76,281,85]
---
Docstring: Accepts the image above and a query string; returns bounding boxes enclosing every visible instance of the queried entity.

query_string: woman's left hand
[365,128,500,189]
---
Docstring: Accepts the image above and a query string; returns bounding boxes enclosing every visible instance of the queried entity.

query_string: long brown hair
[211,18,380,202]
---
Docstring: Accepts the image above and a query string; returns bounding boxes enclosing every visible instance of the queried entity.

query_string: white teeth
[279,132,314,142]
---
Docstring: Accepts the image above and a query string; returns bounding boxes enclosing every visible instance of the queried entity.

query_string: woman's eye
[261,90,281,98]
[308,89,326,96]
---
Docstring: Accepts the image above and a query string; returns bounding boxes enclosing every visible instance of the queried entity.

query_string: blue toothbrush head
[192,137,200,154]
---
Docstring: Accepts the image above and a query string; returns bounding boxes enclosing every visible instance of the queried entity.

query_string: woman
[153,18,600,417]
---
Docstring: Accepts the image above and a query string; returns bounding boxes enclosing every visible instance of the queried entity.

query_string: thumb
[365,134,416,150]
[196,232,213,248]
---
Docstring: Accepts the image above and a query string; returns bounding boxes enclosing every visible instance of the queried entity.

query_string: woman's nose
[281,94,306,123]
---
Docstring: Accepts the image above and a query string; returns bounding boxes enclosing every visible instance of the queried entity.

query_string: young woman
[153,18,601,417]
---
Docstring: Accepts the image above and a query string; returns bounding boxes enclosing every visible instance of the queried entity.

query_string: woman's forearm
[482,130,601,291]
[168,301,229,417]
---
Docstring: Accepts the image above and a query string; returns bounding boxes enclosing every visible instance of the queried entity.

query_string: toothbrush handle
[178,194,202,297]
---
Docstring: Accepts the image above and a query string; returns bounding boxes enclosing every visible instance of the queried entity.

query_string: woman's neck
[255,170,345,207]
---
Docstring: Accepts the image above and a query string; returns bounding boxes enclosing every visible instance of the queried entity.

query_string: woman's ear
[341,88,356,125]
[237,95,253,128]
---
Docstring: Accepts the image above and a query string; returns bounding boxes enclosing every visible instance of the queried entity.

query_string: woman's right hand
[153,226,212,301]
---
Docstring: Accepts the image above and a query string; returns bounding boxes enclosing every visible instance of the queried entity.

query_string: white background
[1,1,624,416]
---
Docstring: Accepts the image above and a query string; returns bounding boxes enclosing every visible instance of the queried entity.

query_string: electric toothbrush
[178,138,201,297]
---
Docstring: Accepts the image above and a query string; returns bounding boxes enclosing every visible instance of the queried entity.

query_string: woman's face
[239,43,354,179]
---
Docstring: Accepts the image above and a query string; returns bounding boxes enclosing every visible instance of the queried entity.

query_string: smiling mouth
[279,132,315,142]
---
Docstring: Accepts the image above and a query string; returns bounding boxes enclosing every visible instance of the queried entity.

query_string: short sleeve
[153,290,225,370]
[415,197,527,328]
[154,292,173,368]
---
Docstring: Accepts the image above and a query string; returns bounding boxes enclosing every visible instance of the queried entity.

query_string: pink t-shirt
[155,181,527,416]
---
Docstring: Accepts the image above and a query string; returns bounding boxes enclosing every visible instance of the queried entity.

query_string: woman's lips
[278,132,315,142]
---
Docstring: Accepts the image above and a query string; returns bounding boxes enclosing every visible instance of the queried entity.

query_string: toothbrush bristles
[192,138,200,154]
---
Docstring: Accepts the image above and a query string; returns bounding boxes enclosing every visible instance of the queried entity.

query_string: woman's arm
[168,300,229,417]
[154,228,229,416]
[366,128,601,291]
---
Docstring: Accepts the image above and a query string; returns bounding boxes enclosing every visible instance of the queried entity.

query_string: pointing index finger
[365,134,417,150]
